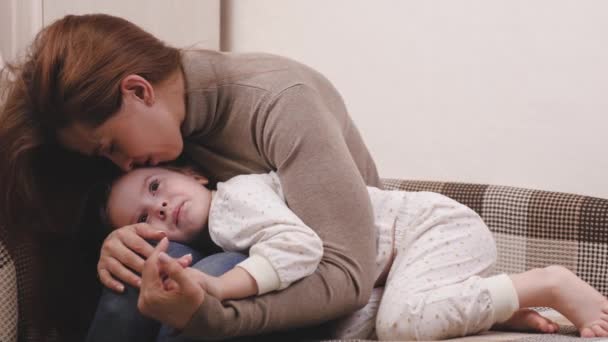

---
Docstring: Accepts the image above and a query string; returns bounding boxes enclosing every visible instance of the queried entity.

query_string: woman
[0,13,380,341]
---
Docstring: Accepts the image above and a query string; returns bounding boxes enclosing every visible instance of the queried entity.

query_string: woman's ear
[120,74,155,105]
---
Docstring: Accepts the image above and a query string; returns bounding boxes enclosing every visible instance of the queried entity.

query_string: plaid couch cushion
[383,179,608,298]
[0,226,59,342]
[0,225,18,342]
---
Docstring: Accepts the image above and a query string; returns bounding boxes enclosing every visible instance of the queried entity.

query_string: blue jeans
[85,242,247,342]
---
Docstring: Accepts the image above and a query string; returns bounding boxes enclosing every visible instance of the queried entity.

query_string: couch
[1,178,607,342]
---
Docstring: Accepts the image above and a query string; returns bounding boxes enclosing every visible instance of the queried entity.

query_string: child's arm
[199,267,258,301]
[209,173,324,296]
[173,267,257,301]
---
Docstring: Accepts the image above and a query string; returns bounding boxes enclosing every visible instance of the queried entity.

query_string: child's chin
[179,226,203,242]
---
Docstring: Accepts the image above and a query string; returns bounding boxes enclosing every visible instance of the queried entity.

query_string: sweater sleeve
[209,172,324,295]
[182,84,377,339]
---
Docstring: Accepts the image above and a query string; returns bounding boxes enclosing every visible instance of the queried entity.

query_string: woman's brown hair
[0,14,182,233]
[0,15,185,338]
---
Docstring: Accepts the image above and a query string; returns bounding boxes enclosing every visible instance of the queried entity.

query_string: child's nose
[157,201,168,220]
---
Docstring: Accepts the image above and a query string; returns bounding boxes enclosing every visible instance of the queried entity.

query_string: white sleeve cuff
[236,254,281,295]
[481,273,520,323]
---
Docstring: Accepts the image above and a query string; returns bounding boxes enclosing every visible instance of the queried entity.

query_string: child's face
[107,167,212,243]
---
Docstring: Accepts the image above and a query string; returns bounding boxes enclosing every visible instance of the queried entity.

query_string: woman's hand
[97,223,191,292]
[138,237,206,330]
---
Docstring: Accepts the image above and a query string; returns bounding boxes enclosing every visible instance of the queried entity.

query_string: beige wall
[43,0,220,50]
[3,1,606,198]
[223,0,608,198]
[0,0,220,61]
[0,0,43,61]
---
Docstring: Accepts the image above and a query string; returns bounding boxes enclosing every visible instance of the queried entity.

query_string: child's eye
[149,179,160,193]
[137,213,148,223]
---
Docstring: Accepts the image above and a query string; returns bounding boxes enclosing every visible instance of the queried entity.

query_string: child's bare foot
[545,266,608,337]
[494,308,560,333]
[511,265,608,338]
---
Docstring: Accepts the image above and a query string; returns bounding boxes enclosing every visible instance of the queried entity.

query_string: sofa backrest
[2,179,607,342]
[383,179,608,297]
[0,225,18,342]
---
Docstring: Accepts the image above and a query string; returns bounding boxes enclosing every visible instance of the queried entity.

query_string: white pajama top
[208,172,324,295]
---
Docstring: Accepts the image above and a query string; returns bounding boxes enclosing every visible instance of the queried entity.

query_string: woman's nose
[107,153,133,172]
[156,201,168,220]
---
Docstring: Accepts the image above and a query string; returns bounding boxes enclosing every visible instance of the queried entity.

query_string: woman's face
[107,167,212,243]
[57,74,185,171]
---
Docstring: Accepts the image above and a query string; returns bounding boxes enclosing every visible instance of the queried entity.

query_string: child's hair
[84,180,115,233]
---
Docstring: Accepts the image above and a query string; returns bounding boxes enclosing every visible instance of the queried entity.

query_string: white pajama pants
[331,192,520,341]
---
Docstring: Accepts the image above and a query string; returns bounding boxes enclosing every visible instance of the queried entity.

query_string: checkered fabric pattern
[0,225,18,342]
[379,179,608,342]
[0,178,606,342]
[383,179,608,299]
[0,227,60,342]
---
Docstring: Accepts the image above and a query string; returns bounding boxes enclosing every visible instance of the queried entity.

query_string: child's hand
[160,253,193,291]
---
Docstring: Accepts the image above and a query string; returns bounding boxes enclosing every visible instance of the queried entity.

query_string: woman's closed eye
[101,142,116,156]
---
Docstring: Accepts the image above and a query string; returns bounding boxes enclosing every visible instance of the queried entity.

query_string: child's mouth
[173,202,183,226]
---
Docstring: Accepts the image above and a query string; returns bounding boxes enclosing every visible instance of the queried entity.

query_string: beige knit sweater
[180,49,380,339]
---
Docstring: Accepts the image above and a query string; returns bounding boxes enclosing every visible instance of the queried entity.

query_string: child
[104,166,608,340]
[104,167,324,301]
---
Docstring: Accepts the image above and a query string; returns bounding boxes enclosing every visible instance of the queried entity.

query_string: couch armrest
[382,179,608,297]
[0,226,18,342]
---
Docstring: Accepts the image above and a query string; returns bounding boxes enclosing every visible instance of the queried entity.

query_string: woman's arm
[179,84,379,338]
